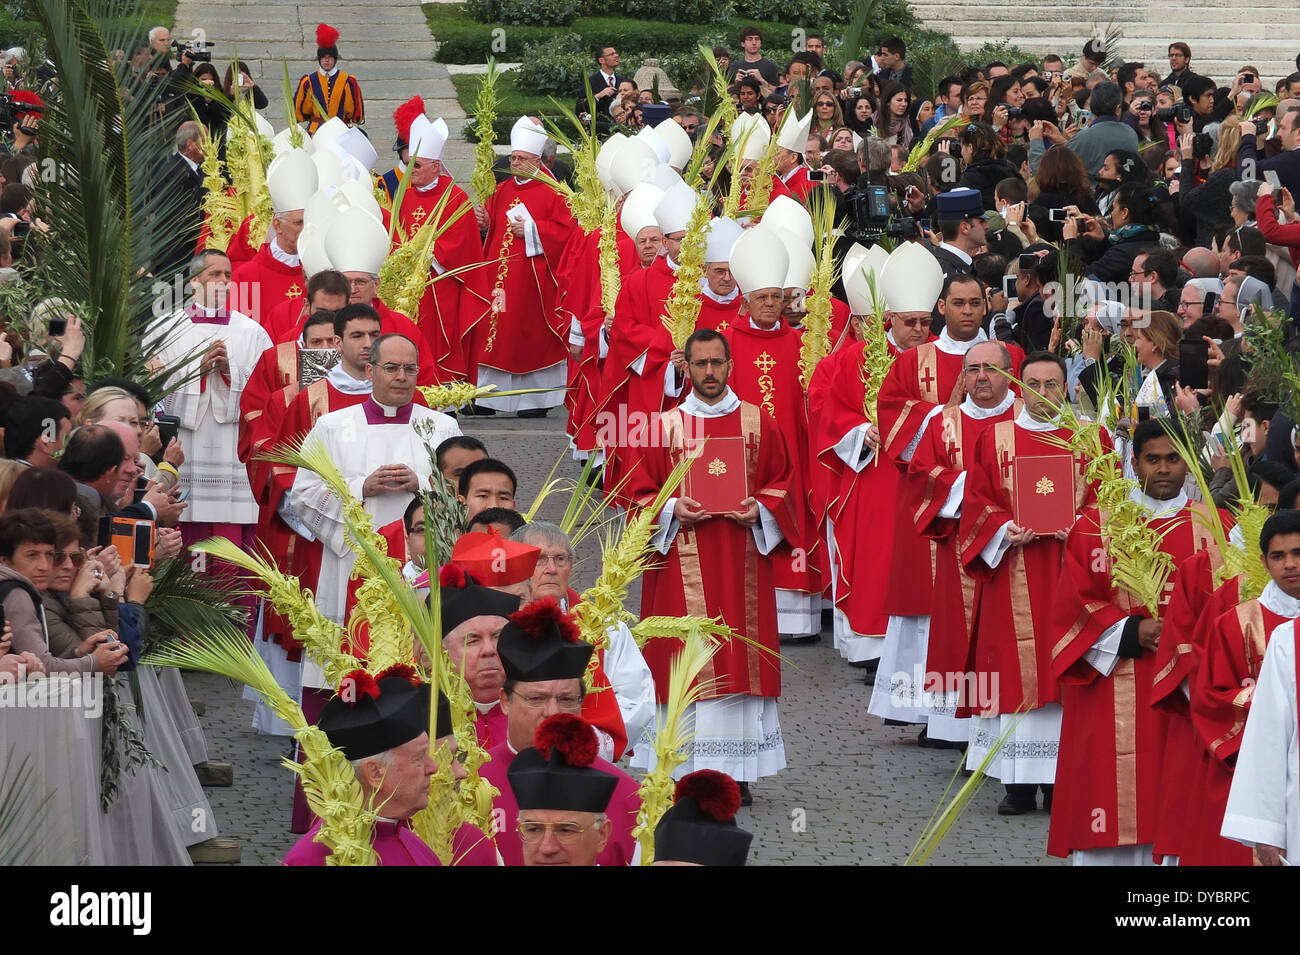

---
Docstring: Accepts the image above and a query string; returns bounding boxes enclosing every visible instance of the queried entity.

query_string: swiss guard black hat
[507,714,618,813]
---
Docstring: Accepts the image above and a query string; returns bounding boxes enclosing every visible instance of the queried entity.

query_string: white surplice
[289,399,460,688]
[1221,620,1300,860]
[152,310,273,524]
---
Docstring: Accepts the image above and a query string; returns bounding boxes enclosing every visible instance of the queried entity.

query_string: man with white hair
[229,151,315,325]
[513,521,654,760]
[157,120,207,279]
[150,248,272,552]
[697,216,744,332]
[386,97,488,383]
[472,116,578,417]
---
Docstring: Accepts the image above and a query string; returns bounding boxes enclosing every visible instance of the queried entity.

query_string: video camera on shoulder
[844,182,919,244]
[172,39,213,63]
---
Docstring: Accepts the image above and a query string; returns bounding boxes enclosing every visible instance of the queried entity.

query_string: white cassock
[630,388,788,783]
[289,398,460,688]
[603,620,656,760]
[1222,620,1300,861]
[153,309,272,525]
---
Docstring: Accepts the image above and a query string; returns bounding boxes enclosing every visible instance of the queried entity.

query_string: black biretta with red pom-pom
[436,564,521,636]
[653,770,754,866]
[318,674,429,760]
[498,597,593,683]
[507,714,618,813]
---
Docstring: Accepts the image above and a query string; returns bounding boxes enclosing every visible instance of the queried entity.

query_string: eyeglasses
[348,277,376,287]
[517,820,601,845]
[511,691,583,709]
[377,362,420,376]
[536,553,573,568]
[52,551,86,567]
[688,358,729,370]
[963,363,1006,375]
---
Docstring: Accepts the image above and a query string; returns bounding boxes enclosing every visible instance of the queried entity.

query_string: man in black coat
[156,120,207,283]
[928,187,990,332]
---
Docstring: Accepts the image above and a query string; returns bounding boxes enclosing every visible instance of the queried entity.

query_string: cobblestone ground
[186,409,1062,866]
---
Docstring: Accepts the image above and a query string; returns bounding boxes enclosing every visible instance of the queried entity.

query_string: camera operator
[142,26,209,122]
[0,91,43,158]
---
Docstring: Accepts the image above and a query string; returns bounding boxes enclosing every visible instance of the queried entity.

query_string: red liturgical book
[1013,455,1075,535]
[685,437,749,515]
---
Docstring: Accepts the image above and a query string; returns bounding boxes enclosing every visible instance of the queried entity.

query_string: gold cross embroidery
[716,319,729,331]
[286,283,303,299]
[411,205,428,225]
[754,351,777,374]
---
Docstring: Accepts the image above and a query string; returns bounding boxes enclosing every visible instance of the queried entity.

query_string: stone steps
[912,5,1300,84]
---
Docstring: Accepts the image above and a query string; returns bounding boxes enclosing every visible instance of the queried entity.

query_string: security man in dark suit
[156,120,208,282]
[929,187,990,331]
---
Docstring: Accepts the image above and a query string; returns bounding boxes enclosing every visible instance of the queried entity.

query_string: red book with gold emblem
[684,436,749,515]
[1013,454,1075,535]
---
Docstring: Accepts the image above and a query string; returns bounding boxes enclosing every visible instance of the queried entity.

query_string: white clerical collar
[749,317,783,331]
[960,390,1016,419]
[319,65,339,78]
[666,254,681,272]
[682,387,741,416]
[937,327,987,355]
[473,700,497,714]
[373,399,404,417]
[698,278,739,304]
[939,242,973,265]
[780,165,805,184]
[327,363,372,394]
[268,237,301,268]
[1128,486,1188,518]
[1016,406,1061,432]
[886,330,898,348]
[415,176,441,193]
[1260,580,1300,618]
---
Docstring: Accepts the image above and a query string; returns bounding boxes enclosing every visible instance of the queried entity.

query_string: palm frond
[141,554,246,656]
[0,747,56,866]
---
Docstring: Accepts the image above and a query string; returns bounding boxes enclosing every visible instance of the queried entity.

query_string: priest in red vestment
[478,599,643,866]
[723,225,818,639]
[383,98,489,382]
[626,328,798,799]
[959,351,1101,812]
[323,205,437,385]
[773,109,815,201]
[1186,511,1300,864]
[1047,419,1223,865]
[471,116,577,416]
[696,218,745,333]
[261,269,350,346]
[229,149,313,326]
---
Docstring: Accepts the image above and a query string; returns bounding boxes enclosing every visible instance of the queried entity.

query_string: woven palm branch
[631,623,723,864]
[859,268,893,425]
[543,86,605,231]
[1218,420,1270,599]
[903,113,969,172]
[141,553,248,656]
[799,195,837,389]
[700,46,737,141]
[630,615,733,648]
[662,188,713,348]
[144,628,377,865]
[377,183,475,319]
[187,537,359,687]
[1243,93,1279,121]
[471,58,501,206]
[1161,417,1233,584]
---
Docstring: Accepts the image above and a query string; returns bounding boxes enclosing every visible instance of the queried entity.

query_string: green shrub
[499,0,580,27]
[620,0,734,24]
[733,0,832,26]
[962,40,1041,70]
[516,34,592,98]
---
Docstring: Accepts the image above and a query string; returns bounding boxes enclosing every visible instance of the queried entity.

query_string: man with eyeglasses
[507,714,620,867]
[960,350,1099,814]
[626,327,798,804]
[515,521,654,762]
[480,599,642,865]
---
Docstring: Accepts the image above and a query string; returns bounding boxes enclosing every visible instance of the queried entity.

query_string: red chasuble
[238,341,300,487]
[1186,595,1295,865]
[595,256,678,496]
[725,321,817,600]
[629,400,797,700]
[383,176,488,382]
[808,337,903,639]
[697,290,743,332]
[478,741,642,866]
[1046,500,1220,858]
[1149,546,1235,863]
[474,174,575,379]
[225,214,258,267]
[263,295,308,344]
[960,420,1099,715]
[907,401,1021,693]
[229,244,306,327]
[780,166,815,201]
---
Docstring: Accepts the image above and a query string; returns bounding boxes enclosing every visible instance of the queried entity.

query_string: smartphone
[1179,338,1210,390]
[806,169,825,182]
[132,475,148,505]
[1203,292,1219,315]
[48,316,68,336]
[1018,252,1038,270]
[1002,274,1018,298]
[176,487,191,503]
[1048,208,1069,223]
[916,217,930,234]
[151,413,180,465]
[108,518,152,569]
[1264,170,1282,189]
[132,522,155,568]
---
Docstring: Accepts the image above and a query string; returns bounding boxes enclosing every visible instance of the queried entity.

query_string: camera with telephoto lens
[1005,106,1023,119]
[1155,102,1193,124]
[1253,117,1270,136]
[1191,133,1213,158]
[172,39,212,63]
[844,182,918,244]
[33,59,55,83]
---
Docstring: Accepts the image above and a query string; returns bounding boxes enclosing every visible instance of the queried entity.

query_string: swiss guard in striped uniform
[294,23,364,136]
[378,125,409,203]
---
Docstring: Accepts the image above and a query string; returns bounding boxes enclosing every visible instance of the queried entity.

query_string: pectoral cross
[754,351,777,374]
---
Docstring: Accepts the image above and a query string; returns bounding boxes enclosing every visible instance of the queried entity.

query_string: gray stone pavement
[183,409,1061,866]
[172,0,475,178]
